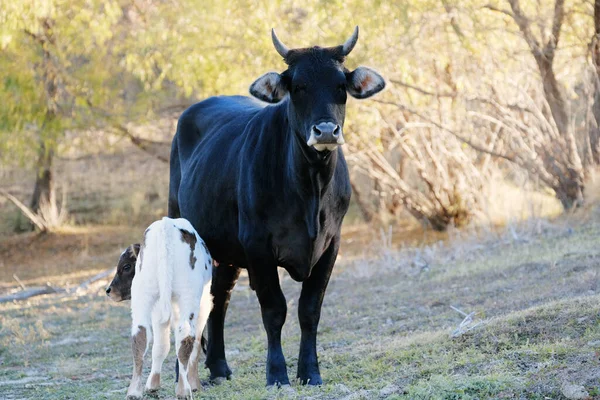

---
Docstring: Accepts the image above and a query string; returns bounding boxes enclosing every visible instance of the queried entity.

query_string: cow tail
[156,219,173,324]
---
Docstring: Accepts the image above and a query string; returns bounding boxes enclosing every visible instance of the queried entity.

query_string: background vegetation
[2,0,600,232]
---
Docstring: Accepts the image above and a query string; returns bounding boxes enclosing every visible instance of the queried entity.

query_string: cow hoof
[298,374,323,386]
[267,383,294,391]
[209,375,232,385]
[266,377,291,387]
[207,359,232,382]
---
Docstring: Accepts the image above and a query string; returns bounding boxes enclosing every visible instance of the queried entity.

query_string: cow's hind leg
[251,264,289,386]
[206,266,240,383]
[297,236,340,385]
[145,311,170,392]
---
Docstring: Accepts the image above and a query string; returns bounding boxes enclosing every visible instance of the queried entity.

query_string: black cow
[168,27,385,386]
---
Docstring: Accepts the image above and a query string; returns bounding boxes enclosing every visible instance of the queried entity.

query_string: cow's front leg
[250,264,289,386]
[206,265,240,382]
[297,236,339,385]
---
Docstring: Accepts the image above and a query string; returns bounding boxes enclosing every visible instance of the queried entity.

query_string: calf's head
[106,244,139,302]
[249,26,385,152]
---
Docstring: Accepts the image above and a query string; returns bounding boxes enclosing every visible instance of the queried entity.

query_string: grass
[0,214,599,399]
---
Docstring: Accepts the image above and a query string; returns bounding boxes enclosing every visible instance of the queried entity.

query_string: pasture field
[0,214,599,400]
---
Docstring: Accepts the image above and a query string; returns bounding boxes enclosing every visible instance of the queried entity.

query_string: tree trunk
[27,18,58,220]
[30,143,54,213]
[591,92,600,165]
[590,0,600,164]
[349,180,374,223]
[536,57,569,135]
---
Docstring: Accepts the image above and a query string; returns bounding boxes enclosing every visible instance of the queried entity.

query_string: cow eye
[123,264,131,271]
[294,84,307,94]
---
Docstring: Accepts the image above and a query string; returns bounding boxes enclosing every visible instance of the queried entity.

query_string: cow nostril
[106,287,111,294]
[332,125,341,137]
[312,126,322,137]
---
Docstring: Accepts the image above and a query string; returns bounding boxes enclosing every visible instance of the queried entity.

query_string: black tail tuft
[201,326,208,355]
[174,358,179,382]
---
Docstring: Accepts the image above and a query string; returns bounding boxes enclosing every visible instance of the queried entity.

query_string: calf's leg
[187,281,213,391]
[297,236,339,385]
[145,311,170,392]
[127,298,154,399]
[206,266,240,382]
[174,294,200,399]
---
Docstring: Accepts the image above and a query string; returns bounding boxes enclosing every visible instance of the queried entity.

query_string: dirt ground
[0,212,599,399]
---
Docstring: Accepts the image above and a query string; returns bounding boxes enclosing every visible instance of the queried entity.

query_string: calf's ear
[131,243,141,257]
[249,72,288,103]
[346,67,385,99]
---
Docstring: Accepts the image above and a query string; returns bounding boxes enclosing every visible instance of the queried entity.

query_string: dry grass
[0,211,598,399]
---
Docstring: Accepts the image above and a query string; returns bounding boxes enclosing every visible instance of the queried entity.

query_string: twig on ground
[450,305,484,337]
[12,274,26,291]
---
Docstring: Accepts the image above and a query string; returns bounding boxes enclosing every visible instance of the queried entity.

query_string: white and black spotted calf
[106,217,213,399]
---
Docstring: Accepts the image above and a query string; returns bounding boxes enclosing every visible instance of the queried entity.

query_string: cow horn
[341,26,359,56]
[271,28,289,58]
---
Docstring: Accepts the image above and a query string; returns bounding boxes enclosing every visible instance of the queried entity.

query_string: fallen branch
[12,274,26,291]
[0,267,115,303]
[0,285,63,303]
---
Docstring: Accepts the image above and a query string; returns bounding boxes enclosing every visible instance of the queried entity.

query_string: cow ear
[131,244,140,258]
[346,67,385,99]
[249,72,288,103]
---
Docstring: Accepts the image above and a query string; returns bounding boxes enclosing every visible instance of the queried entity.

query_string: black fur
[169,43,383,387]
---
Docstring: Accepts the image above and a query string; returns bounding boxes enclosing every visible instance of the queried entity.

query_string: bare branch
[506,0,542,56]
[108,124,170,163]
[390,78,456,98]
[482,4,515,19]
[0,189,47,232]
[371,99,517,163]
[86,99,170,163]
[544,0,566,61]
[441,0,465,38]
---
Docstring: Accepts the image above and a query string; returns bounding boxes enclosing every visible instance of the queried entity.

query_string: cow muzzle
[106,285,124,302]
[307,122,345,152]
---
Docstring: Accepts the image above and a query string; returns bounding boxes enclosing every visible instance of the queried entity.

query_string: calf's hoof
[145,372,161,392]
[187,371,201,392]
[127,383,144,399]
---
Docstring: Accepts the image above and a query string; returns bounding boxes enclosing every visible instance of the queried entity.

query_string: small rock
[333,383,351,394]
[561,382,589,400]
[380,384,400,396]
[587,340,600,347]
[576,317,588,324]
